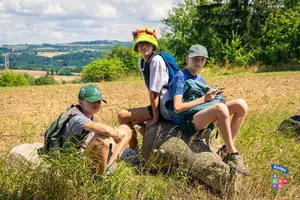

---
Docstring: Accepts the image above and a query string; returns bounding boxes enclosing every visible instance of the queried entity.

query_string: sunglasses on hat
[132,28,157,40]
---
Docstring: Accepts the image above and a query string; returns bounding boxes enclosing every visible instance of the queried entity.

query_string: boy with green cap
[168,44,249,175]
[45,84,132,176]
[118,27,172,150]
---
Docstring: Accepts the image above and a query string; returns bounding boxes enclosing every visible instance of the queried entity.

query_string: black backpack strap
[141,52,159,90]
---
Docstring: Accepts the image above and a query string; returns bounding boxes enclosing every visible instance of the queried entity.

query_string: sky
[0,0,182,45]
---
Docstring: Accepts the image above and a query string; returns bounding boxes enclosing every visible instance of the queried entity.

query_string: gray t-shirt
[140,55,172,120]
[63,112,93,148]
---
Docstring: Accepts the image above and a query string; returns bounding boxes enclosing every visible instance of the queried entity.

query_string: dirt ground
[7,69,81,82]
[0,72,300,155]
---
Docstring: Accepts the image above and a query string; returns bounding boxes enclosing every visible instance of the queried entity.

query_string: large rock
[141,122,243,195]
[278,115,300,136]
[5,142,43,170]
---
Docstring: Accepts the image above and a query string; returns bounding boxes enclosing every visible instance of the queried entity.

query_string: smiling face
[137,41,154,57]
[186,56,207,73]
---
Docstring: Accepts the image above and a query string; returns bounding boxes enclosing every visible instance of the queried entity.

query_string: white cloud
[44,3,67,16]
[95,1,118,19]
[0,0,181,45]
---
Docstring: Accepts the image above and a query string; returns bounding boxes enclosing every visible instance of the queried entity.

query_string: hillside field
[0,72,299,199]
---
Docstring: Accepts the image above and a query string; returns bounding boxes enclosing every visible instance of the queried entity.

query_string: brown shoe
[223,153,249,175]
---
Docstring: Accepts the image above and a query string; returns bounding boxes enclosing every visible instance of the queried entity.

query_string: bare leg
[118,107,151,149]
[107,125,132,166]
[85,136,110,176]
[192,103,237,153]
[226,99,248,142]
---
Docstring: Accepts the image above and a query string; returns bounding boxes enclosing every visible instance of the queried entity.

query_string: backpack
[278,115,300,135]
[141,52,179,90]
[165,78,226,119]
[41,105,89,154]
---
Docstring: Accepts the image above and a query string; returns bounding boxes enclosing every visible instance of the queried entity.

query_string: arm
[84,121,119,138]
[149,91,159,123]
[173,90,220,114]
[173,94,205,114]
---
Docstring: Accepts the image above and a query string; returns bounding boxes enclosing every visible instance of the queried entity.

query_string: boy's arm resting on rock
[173,94,206,114]
[84,121,118,138]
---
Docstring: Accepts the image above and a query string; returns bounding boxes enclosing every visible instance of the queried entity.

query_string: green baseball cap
[78,84,107,103]
[187,44,209,58]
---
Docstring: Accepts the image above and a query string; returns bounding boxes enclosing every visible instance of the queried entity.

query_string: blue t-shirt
[168,69,206,124]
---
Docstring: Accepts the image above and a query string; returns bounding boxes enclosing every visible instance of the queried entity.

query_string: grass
[0,71,300,199]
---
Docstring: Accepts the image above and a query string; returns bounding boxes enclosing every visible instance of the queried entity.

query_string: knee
[118,124,132,139]
[89,136,110,156]
[215,103,229,118]
[99,137,111,150]
[236,98,248,115]
[118,109,129,122]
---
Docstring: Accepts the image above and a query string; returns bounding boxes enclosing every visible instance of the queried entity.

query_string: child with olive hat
[45,84,132,176]
[168,44,249,175]
[118,27,172,150]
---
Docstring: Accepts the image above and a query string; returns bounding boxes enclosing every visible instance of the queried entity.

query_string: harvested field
[0,72,299,199]
[7,69,81,82]
[37,52,70,57]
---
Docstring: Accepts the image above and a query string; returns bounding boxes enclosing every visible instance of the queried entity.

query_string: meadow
[0,71,299,199]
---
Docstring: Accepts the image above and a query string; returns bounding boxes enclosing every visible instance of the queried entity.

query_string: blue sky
[0,0,182,45]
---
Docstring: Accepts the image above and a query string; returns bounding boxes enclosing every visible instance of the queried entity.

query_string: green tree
[260,5,300,65]
[82,58,124,82]
[58,69,72,76]
[108,45,140,73]
[162,0,291,66]
[162,0,206,66]
[0,71,30,87]
[222,32,254,67]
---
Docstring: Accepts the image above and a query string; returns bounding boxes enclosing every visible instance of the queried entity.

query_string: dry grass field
[9,69,81,82]
[0,71,300,199]
[37,52,70,57]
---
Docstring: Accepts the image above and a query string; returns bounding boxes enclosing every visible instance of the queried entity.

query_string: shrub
[0,71,30,87]
[108,45,140,73]
[23,73,36,85]
[35,75,58,85]
[58,69,72,76]
[82,58,124,82]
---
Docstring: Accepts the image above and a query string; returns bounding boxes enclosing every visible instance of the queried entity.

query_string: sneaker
[223,153,249,176]
[120,147,140,165]
[105,164,117,175]
[216,145,227,159]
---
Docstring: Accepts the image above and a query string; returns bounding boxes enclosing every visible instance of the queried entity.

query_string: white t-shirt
[140,55,172,120]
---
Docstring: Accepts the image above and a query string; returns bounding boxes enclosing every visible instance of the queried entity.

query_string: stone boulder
[278,115,300,136]
[5,142,43,170]
[141,122,243,195]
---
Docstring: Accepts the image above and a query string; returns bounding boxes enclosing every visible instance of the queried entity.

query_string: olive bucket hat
[132,27,159,52]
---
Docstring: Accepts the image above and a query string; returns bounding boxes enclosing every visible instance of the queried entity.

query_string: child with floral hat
[118,27,172,150]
